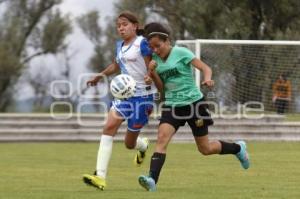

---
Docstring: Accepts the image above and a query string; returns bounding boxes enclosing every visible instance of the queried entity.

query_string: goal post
[175,39,300,114]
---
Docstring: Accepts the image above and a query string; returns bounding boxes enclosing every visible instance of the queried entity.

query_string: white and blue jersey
[115,36,157,96]
[112,36,157,132]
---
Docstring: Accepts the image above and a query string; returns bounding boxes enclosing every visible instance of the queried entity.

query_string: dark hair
[277,73,288,81]
[144,22,170,41]
[117,11,144,35]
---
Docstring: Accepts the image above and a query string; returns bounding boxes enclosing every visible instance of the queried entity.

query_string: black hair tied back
[144,22,170,41]
[136,28,145,36]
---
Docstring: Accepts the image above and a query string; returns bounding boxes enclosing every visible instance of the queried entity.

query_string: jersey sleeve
[178,46,196,65]
[114,40,122,63]
[140,38,152,57]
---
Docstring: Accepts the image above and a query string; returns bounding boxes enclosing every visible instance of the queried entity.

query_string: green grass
[285,113,300,121]
[0,142,300,199]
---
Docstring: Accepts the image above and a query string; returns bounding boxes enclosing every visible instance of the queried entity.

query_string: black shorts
[159,98,214,137]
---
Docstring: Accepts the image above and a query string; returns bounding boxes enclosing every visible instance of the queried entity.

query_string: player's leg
[190,99,250,169]
[188,99,223,155]
[194,133,239,155]
[127,95,153,166]
[193,131,250,169]
[276,99,283,114]
[96,108,124,176]
[194,134,221,155]
[138,122,177,191]
[124,130,149,166]
[281,99,288,114]
[83,108,124,190]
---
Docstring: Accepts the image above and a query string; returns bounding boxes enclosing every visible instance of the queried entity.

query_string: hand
[148,60,157,71]
[272,96,277,103]
[87,75,102,87]
[201,80,214,87]
[144,75,153,85]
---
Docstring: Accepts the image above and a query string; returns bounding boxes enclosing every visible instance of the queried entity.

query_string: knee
[156,135,168,147]
[103,123,117,134]
[157,131,171,141]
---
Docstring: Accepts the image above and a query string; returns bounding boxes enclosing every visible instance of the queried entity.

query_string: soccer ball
[110,74,136,99]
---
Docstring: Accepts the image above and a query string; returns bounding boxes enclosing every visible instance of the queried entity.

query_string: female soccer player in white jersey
[138,23,250,191]
[82,11,157,190]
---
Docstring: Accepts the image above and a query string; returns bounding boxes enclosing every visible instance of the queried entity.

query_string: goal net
[176,39,300,114]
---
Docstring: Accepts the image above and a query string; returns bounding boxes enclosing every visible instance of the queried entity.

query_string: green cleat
[134,137,149,166]
[138,175,156,192]
[235,141,250,169]
[82,174,106,190]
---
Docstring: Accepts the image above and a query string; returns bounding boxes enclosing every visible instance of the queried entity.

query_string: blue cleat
[138,175,156,192]
[235,141,250,169]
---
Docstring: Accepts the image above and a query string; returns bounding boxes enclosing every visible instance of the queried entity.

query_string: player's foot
[134,137,149,166]
[235,141,250,169]
[138,175,156,192]
[83,174,106,190]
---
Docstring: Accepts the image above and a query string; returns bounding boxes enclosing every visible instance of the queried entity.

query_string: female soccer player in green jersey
[138,22,250,192]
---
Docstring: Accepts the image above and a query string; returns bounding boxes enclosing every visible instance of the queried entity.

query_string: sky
[57,0,117,75]
[59,0,116,27]
[15,0,117,100]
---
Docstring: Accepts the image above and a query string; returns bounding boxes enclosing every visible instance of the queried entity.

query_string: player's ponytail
[136,28,145,36]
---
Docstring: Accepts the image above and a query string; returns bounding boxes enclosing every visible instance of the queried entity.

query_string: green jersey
[153,46,203,106]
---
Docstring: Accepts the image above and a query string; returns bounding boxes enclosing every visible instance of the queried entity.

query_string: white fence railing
[1,114,300,141]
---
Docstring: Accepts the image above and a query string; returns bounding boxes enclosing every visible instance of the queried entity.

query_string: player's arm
[147,60,164,92]
[191,58,214,87]
[87,60,120,86]
[143,58,164,102]
[143,57,164,92]
[143,56,153,85]
[141,38,158,86]
[287,81,292,101]
[101,60,120,76]
[272,82,279,102]
[149,70,164,92]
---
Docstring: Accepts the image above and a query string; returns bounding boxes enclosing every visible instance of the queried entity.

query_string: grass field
[285,113,300,121]
[0,142,300,199]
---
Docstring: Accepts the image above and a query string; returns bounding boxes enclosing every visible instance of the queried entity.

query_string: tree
[77,10,106,72]
[0,0,72,111]
[108,0,300,41]
[217,0,300,106]
[26,65,55,110]
[77,11,113,112]
[108,0,300,110]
